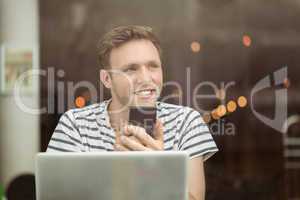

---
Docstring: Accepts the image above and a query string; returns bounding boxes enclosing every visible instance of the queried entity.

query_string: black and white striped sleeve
[46,110,83,152]
[177,109,218,160]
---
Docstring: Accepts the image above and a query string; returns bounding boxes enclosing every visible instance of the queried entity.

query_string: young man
[47,25,218,200]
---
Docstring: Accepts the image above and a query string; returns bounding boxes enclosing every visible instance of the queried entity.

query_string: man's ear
[100,69,112,89]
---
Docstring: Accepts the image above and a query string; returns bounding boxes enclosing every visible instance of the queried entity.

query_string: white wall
[0,0,39,188]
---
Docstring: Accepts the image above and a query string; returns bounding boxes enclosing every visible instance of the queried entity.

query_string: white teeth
[135,90,152,96]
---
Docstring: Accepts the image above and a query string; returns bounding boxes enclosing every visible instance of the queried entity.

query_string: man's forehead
[111,60,160,68]
[109,40,161,68]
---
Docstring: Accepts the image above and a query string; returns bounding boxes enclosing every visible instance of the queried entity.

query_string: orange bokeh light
[75,96,86,108]
[211,109,220,120]
[243,35,251,47]
[227,100,237,112]
[283,78,290,88]
[190,41,201,53]
[237,96,247,108]
[216,105,227,117]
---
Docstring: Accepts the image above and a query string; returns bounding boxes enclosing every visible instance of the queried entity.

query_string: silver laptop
[35,151,188,200]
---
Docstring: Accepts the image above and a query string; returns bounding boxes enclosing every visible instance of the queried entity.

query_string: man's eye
[149,64,160,68]
[124,68,136,72]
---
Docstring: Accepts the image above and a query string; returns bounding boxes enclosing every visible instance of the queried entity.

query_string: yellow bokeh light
[227,100,237,112]
[190,41,201,53]
[237,96,247,108]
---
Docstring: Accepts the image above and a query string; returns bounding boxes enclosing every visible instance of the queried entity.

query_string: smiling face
[100,39,163,109]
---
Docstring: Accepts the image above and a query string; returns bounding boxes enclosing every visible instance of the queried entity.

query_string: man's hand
[114,120,164,151]
[114,120,205,200]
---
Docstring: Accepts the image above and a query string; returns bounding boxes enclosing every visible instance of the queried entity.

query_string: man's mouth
[134,89,156,98]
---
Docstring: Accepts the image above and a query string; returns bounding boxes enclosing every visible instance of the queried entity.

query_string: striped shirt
[47,100,218,160]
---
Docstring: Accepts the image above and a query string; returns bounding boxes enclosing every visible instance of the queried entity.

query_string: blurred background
[0,0,300,199]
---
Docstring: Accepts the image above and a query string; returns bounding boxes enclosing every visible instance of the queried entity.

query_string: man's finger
[123,125,132,136]
[114,129,131,151]
[126,125,162,150]
[120,135,151,151]
[153,119,164,142]
[114,143,130,151]
[115,129,121,143]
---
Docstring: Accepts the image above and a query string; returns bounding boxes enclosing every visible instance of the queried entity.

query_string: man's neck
[107,100,129,131]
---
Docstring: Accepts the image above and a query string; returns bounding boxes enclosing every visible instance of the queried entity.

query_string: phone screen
[129,106,157,137]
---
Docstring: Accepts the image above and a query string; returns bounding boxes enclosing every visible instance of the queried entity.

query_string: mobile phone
[129,106,157,137]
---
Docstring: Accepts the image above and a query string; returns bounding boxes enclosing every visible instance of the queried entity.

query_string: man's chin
[131,97,157,107]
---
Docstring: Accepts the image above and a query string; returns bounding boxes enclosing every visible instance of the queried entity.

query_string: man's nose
[137,66,152,82]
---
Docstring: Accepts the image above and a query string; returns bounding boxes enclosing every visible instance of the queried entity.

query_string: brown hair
[97,25,162,69]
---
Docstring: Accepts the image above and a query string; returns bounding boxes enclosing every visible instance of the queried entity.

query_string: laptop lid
[35,151,188,200]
